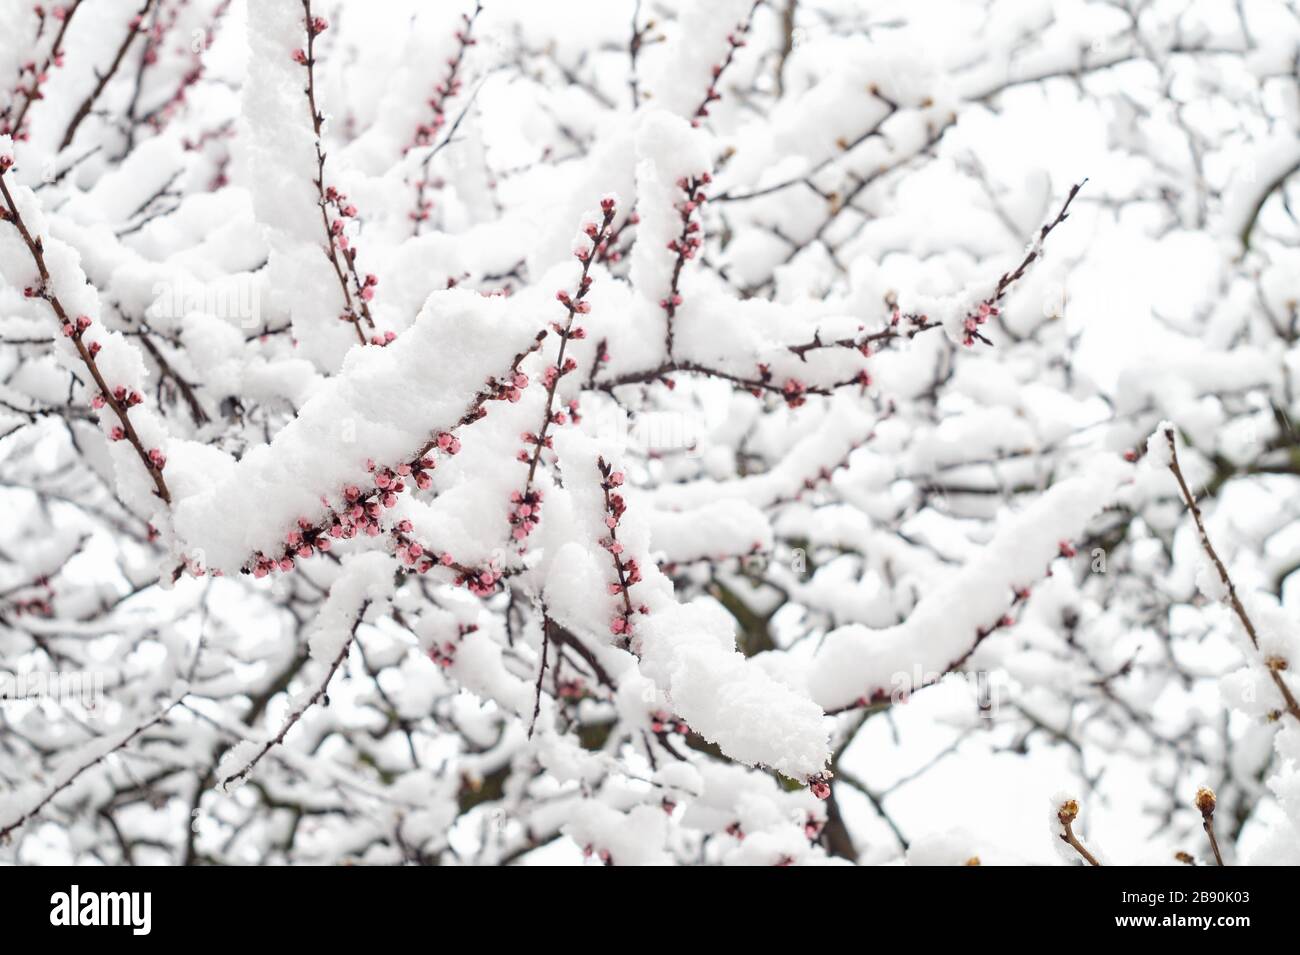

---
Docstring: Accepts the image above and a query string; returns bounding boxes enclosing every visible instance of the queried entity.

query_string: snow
[5,0,1300,869]
[306,552,397,663]
[808,455,1132,711]
[172,288,544,572]
[636,599,831,780]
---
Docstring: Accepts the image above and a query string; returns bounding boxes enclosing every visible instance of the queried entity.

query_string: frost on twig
[217,552,396,791]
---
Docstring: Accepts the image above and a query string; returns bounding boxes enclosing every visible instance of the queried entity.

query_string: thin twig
[1196,787,1226,865]
[60,0,157,150]
[218,601,370,789]
[1165,426,1300,722]
[1057,799,1101,866]
[0,698,181,841]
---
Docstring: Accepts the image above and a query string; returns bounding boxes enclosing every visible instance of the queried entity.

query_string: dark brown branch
[0,698,180,841]
[0,171,171,503]
[59,0,157,151]
[1165,426,1300,723]
[3,0,88,140]
[218,601,370,789]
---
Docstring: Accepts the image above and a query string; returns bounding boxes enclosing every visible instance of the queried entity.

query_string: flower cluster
[429,639,457,669]
[246,438,510,598]
[597,457,646,640]
[960,300,999,347]
[807,772,832,801]
[581,844,612,865]
[649,710,688,736]
[660,174,710,356]
[242,331,547,582]
[6,577,53,618]
[557,677,586,701]
[803,812,825,842]
[392,521,502,596]
[322,183,380,335]
[250,445,446,577]
[507,486,543,542]
[291,9,329,64]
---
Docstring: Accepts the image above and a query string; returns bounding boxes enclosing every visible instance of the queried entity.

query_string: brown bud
[1195,787,1216,817]
[964,856,981,866]
[1057,799,1079,826]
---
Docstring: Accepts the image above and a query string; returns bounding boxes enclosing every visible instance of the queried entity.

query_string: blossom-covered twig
[130,0,233,140]
[689,1,760,127]
[1,1,88,141]
[660,174,708,358]
[0,160,171,504]
[408,3,482,233]
[508,197,617,546]
[292,2,376,345]
[247,332,547,579]
[596,457,643,643]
